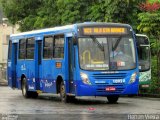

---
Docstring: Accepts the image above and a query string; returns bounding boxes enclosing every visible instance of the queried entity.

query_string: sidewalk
[0,79,7,86]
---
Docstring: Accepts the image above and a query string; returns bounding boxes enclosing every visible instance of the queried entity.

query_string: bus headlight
[129,72,137,84]
[80,72,91,85]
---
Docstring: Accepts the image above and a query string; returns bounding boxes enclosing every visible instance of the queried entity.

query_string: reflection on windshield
[78,36,136,70]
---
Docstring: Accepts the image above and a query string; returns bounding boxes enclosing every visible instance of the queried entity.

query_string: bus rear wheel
[21,78,38,98]
[107,95,119,103]
[22,78,30,98]
[31,92,38,98]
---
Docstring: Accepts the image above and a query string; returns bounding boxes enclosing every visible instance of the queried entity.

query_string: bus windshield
[78,36,136,70]
[136,36,150,71]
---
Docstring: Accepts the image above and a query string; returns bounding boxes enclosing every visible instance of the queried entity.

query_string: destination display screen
[83,27,127,35]
[78,24,132,36]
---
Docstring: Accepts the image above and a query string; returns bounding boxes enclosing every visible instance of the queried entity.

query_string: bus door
[11,43,18,88]
[68,37,75,93]
[35,40,42,90]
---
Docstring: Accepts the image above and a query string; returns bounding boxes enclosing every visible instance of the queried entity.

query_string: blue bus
[7,22,139,103]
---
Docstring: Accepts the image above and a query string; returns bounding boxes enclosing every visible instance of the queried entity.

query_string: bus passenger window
[19,39,26,59]
[26,38,35,59]
[43,37,53,59]
[53,35,64,58]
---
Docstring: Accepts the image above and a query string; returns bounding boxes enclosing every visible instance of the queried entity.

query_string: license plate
[106,87,116,91]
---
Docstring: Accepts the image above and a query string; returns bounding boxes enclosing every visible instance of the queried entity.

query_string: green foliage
[150,37,159,55]
[1,0,144,31]
[1,0,42,31]
[138,8,160,92]
[137,11,160,36]
[56,0,81,24]
[148,0,160,3]
[148,56,159,93]
[88,0,145,30]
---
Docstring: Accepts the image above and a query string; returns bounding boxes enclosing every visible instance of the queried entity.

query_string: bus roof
[136,34,150,45]
[10,22,131,38]
[10,24,74,37]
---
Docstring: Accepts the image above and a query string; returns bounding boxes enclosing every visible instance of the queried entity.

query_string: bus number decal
[21,64,26,71]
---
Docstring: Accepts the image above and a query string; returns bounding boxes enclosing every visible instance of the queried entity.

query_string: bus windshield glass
[78,36,136,70]
[137,36,150,71]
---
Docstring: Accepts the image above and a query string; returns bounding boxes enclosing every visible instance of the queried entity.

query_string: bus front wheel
[60,81,70,103]
[107,95,119,103]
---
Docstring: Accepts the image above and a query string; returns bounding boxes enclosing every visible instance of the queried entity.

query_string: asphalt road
[0,86,160,120]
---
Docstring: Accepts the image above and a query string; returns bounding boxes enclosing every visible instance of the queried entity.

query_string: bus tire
[31,92,38,98]
[21,77,31,98]
[107,95,119,103]
[128,95,135,97]
[60,81,69,103]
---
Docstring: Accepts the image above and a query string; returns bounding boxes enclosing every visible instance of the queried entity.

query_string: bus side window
[43,36,53,59]
[8,40,12,60]
[19,39,26,59]
[53,35,64,58]
[26,38,35,59]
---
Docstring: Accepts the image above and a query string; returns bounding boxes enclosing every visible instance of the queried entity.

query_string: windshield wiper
[112,36,122,51]
[91,36,104,51]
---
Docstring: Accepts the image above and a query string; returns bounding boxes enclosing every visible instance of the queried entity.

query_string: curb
[0,79,7,86]
[138,93,160,98]
[0,82,7,86]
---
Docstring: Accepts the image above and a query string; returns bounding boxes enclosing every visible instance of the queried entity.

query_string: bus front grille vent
[92,73,126,80]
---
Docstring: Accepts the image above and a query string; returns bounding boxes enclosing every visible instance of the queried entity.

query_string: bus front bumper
[75,81,139,96]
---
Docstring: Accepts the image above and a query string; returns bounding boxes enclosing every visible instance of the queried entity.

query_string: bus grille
[92,73,126,80]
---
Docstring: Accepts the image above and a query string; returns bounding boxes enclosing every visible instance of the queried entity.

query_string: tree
[1,0,42,31]
[137,1,160,93]
[1,0,145,32]
[87,0,145,30]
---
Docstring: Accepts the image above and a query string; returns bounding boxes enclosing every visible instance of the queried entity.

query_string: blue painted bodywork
[7,22,139,97]
[75,70,139,96]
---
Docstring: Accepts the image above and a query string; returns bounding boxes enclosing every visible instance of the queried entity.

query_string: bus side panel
[16,60,36,91]
[16,60,27,89]
[25,61,36,91]
[40,60,57,93]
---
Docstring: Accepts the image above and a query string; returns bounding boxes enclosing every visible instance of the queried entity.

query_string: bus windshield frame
[78,35,136,71]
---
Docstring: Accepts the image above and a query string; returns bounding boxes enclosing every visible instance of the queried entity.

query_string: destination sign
[82,27,128,35]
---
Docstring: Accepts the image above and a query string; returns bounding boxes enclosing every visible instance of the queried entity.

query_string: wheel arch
[56,75,64,94]
[20,74,26,89]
